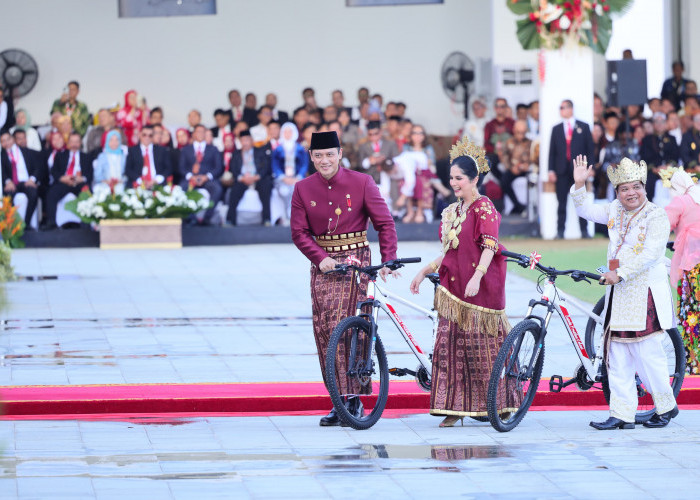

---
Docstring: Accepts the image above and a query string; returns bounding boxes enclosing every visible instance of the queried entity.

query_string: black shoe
[319,407,340,427]
[581,231,591,239]
[556,231,565,240]
[589,417,635,430]
[643,406,679,428]
[340,396,364,426]
[510,205,526,216]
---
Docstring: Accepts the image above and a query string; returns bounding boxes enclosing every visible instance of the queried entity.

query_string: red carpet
[1,376,699,419]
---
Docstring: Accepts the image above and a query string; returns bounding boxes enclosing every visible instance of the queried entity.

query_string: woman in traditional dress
[115,90,147,147]
[409,138,514,427]
[663,167,700,373]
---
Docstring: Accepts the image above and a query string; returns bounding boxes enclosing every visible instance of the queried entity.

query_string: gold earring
[472,186,479,198]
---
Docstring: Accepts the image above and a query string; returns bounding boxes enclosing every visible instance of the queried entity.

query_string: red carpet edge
[1,377,698,419]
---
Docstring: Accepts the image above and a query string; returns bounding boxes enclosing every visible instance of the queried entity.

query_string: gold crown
[607,157,647,187]
[449,138,490,174]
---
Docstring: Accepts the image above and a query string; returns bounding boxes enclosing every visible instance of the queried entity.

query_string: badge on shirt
[310,201,316,207]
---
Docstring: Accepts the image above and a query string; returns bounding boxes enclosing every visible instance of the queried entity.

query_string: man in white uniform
[570,155,678,429]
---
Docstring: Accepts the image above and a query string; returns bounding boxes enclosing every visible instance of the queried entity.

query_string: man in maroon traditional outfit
[291,131,398,426]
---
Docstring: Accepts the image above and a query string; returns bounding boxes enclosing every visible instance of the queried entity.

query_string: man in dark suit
[227,89,244,127]
[125,125,172,188]
[680,113,700,169]
[640,112,680,202]
[548,99,595,238]
[227,130,272,226]
[179,124,223,225]
[265,93,289,124]
[1,131,39,226]
[45,132,93,228]
[242,93,259,127]
[660,61,688,110]
[210,109,232,152]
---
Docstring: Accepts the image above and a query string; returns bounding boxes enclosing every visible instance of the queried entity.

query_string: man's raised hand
[573,154,592,188]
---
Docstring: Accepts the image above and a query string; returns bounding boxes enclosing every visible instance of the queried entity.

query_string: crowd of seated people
[1,81,459,229]
[459,59,700,238]
[1,62,697,231]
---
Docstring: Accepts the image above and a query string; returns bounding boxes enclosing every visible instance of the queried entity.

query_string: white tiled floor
[0,242,595,386]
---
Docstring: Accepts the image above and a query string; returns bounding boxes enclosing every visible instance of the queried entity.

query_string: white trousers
[608,334,676,423]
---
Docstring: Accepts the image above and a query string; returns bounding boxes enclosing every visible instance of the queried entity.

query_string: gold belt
[316,231,368,252]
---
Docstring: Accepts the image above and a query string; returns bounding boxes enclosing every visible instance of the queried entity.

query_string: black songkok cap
[239,130,251,137]
[309,131,340,150]
[367,120,382,131]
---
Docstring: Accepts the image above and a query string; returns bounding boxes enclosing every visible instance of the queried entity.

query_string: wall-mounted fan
[441,51,475,119]
[0,49,39,97]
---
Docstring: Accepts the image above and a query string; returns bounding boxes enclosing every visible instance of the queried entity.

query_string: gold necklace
[442,196,479,253]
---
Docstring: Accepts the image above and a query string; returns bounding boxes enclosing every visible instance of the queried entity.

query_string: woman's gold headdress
[449,138,490,174]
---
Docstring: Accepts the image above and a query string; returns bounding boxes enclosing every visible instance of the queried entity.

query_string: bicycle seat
[426,273,440,286]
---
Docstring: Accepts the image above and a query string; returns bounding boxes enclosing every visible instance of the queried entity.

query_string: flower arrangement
[0,196,25,249]
[65,183,210,225]
[507,0,632,54]
[678,265,700,374]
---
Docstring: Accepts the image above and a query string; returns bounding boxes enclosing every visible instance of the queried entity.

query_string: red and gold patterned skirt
[310,245,372,395]
[430,315,521,417]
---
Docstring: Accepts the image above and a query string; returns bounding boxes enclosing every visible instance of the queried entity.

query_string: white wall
[681,0,700,83]
[1,0,490,135]
[605,0,670,100]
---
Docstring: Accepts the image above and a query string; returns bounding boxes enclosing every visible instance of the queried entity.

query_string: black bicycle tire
[600,327,686,423]
[584,296,686,423]
[584,296,606,357]
[325,316,389,430]
[487,320,545,432]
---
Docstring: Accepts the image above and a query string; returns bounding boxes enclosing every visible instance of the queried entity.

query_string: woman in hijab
[271,122,308,225]
[10,109,42,151]
[115,90,147,147]
[664,167,700,373]
[93,130,127,189]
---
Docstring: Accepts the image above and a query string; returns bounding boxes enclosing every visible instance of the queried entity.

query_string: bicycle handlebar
[501,249,602,283]
[326,257,422,276]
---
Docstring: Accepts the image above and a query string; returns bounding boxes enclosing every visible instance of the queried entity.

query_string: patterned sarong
[430,316,522,417]
[310,245,372,395]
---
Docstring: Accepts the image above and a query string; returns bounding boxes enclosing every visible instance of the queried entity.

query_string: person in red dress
[291,131,398,426]
[410,138,519,427]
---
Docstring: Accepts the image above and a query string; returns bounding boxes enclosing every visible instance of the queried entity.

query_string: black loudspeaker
[607,60,648,107]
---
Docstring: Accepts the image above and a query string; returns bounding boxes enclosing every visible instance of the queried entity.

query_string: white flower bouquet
[65,183,210,224]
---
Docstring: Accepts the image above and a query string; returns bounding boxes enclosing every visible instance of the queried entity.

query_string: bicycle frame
[521,279,605,382]
[357,278,436,375]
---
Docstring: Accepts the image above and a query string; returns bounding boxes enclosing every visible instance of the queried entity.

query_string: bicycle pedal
[389,367,408,377]
[549,375,564,393]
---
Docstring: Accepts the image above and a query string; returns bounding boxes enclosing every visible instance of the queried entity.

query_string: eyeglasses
[495,104,507,109]
[368,130,381,135]
[560,105,571,110]
[141,133,153,137]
